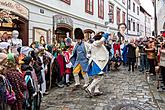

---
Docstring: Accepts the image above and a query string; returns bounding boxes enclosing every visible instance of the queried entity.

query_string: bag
[6,89,16,105]
[5,79,16,105]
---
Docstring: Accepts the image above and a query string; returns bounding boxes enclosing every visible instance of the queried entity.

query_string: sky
[140,0,154,17]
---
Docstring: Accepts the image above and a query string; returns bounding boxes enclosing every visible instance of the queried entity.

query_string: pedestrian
[85,33,109,97]
[127,38,136,72]
[70,28,89,90]
[145,37,156,75]
[159,43,165,90]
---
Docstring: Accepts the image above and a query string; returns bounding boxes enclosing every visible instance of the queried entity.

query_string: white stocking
[94,76,104,93]
[87,77,100,92]
[73,74,80,86]
[83,73,89,87]
[66,74,70,83]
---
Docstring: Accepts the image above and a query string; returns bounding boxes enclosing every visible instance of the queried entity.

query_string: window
[122,11,125,23]
[116,8,121,25]
[128,0,131,9]
[122,0,125,4]
[133,3,135,12]
[85,0,94,15]
[61,0,70,4]
[133,22,135,31]
[137,7,139,15]
[109,3,114,23]
[98,0,104,19]
[128,20,131,30]
[137,23,139,32]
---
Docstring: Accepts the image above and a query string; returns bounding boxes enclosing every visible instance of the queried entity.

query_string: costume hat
[74,28,84,39]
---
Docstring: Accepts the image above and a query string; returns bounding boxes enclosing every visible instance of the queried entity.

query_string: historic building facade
[139,6,152,37]
[15,0,111,45]
[156,0,165,35]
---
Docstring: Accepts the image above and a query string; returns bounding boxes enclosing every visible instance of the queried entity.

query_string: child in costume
[85,33,109,97]
[63,37,73,86]
[70,28,90,89]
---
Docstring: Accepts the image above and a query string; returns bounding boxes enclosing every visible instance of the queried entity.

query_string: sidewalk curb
[145,73,161,110]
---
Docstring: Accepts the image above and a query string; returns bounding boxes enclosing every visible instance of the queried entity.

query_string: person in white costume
[85,33,110,97]
[8,30,22,56]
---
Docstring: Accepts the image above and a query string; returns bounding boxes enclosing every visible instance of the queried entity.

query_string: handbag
[5,79,16,105]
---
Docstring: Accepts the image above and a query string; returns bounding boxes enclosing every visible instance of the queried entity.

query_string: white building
[0,0,113,45]
[107,0,127,33]
[127,0,140,37]
[156,0,165,35]
[139,6,152,37]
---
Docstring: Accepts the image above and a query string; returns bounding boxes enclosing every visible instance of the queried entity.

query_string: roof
[140,6,151,17]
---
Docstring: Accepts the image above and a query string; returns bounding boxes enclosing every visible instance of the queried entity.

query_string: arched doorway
[0,0,29,45]
[53,15,73,43]
[84,29,95,41]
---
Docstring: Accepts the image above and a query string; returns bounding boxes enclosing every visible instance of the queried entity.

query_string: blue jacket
[70,42,88,72]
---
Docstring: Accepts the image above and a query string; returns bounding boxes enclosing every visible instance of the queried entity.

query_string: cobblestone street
[41,67,164,110]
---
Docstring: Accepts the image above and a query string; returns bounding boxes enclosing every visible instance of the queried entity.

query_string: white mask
[12,30,19,38]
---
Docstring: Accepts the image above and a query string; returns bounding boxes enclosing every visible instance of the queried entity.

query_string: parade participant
[38,46,48,95]
[21,56,38,110]
[70,28,90,89]
[63,37,73,86]
[159,43,165,89]
[8,30,22,55]
[127,38,136,72]
[85,33,109,97]
[117,23,127,43]
[145,37,156,75]
[0,53,26,110]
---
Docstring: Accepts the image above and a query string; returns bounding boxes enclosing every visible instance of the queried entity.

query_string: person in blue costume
[122,41,128,66]
[70,28,90,89]
[85,33,109,97]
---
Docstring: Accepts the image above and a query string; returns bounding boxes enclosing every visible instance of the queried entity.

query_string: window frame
[128,20,131,30]
[122,11,126,23]
[98,0,104,19]
[122,0,125,4]
[108,2,114,23]
[133,2,135,12]
[85,0,94,15]
[61,0,71,5]
[116,7,121,25]
[137,23,139,32]
[133,22,135,31]
[128,0,131,9]
[137,6,139,15]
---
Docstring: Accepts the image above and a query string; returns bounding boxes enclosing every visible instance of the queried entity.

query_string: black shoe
[128,69,131,71]
[66,83,70,87]
[93,91,103,96]
[84,88,93,98]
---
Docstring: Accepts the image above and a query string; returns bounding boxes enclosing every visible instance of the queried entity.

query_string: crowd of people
[0,23,165,110]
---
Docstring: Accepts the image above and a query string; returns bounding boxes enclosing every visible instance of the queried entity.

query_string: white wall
[139,11,152,37]
[157,0,165,34]
[108,0,127,33]
[16,0,112,45]
[128,0,140,37]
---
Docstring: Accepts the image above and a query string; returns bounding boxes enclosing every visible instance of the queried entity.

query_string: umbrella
[20,46,34,56]
[0,42,10,49]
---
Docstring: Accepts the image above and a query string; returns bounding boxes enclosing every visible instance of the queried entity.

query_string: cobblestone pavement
[41,67,162,110]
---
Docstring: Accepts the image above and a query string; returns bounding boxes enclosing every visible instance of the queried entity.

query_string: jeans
[148,59,155,75]
[140,54,149,72]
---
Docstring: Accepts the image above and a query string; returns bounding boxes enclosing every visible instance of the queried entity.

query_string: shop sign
[0,0,28,19]
[54,15,73,27]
